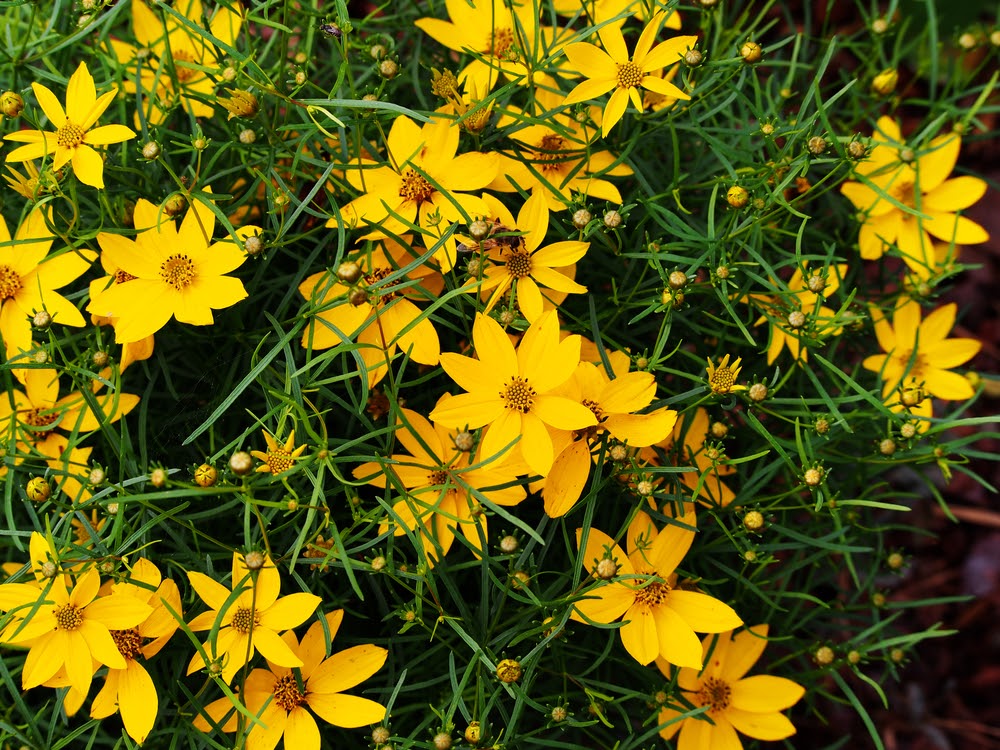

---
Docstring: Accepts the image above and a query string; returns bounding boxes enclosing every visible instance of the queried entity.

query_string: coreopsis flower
[88,252,155,372]
[840,117,989,278]
[462,192,589,322]
[429,311,597,477]
[553,0,682,28]
[298,238,443,387]
[186,551,321,683]
[108,0,244,125]
[4,161,53,200]
[748,264,848,364]
[864,299,980,404]
[541,351,678,517]
[573,509,742,667]
[86,193,259,343]
[0,367,139,465]
[195,610,387,742]
[562,12,695,137]
[90,559,182,744]
[0,568,152,696]
[657,625,805,748]
[334,114,497,271]
[706,355,747,395]
[489,108,632,210]
[415,0,550,94]
[251,429,307,475]
[0,207,95,377]
[3,62,135,189]
[354,396,527,562]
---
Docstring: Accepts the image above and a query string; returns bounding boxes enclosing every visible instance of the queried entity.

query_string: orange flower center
[616,61,644,89]
[230,605,260,634]
[363,266,403,305]
[504,248,533,279]
[633,579,671,607]
[533,134,570,174]
[53,603,84,630]
[428,469,449,486]
[487,27,515,58]
[264,448,294,474]
[56,121,86,148]
[160,254,196,290]
[172,49,200,83]
[500,375,536,414]
[709,366,736,394]
[891,349,928,380]
[0,264,21,300]
[272,674,308,711]
[889,180,916,209]
[111,628,144,660]
[696,676,732,714]
[398,167,436,204]
[21,407,59,441]
[114,269,138,284]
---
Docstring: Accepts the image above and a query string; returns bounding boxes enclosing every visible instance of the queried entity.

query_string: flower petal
[726,706,798,741]
[284,706,320,749]
[252,626,303,668]
[119,660,158,743]
[307,644,388,695]
[306,692,387,729]
[667,590,743,633]
[730,674,805,712]
[71,145,106,189]
[651,604,704,669]
[258,593,321,632]
[619,603,659,665]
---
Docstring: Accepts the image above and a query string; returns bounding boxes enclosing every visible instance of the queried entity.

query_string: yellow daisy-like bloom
[0,567,153,696]
[334,114,498,272]
[706,355,747,395]
[354,396,527,563]
[251,429,307,475]
[573,509,742,667]
[3,161,52,200]
[463,192,590,322]
[90,559,182,744]
[553,0,683,29]
[195,610,387,746]
[748,264,848,365]
[864,299,981,403]
[489,108,633,210]
[4,62,135,189]
[562,12,695,137]
[86,194,259,343]
[429,311,597,478]
[108,0,243,125]
[657,625,805,749]
[0,207,95,377]
[541,351,678,517]
[186,551,321,684]
[840,117,989,278]
[298,238,443,388]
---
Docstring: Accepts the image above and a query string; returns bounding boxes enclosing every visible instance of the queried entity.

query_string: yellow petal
[307,644,388,695]
[651,603,704,669]
[31,83,66,128]
[307,692,387,729]
[922,176,987,212]
[668,590,743,633]
[679,713,743,750]
[915,132,960,193]
[619,603,659,665]
[258,592,321,631]
[71,145,106,189]
[726,706,798,741]
[66,62,97,124]
[252,626,303,668]
[542,440,592,518]
[119,660,158,743]
[602,87,629,138]
[730,675,805,712]
[284,706,320,749]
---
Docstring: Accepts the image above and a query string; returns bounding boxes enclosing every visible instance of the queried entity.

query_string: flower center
[56,121,86,148]
[0,264,21,300]
[363,266,403,305]
[230,605,260,634]
[172,49,200,83]
[892,349,928,379]
[114,269,137,284]
[889,180,916,209]
[272,674,307,711]
[504,248,533,279]
[264,448,294,474]
[709,367,736,393]
[500,375,536,414]
[696,676,732,714]
[53,603,84,630]
[21,407,59,441]
[487,27,515,58]
[398,167,436,204]
[616,61,644,89]
[428,469,449,486]
[111,628,144,660]
[634,579,671,607]
[160,254,196,290]
[533,134,570,174]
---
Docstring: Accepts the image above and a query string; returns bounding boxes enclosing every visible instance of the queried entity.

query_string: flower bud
[684,49,703,66]
[726,185,749,208]
[668,270,688,289]
[163,194,187,217]
[244,550,266,570]
[218,89,259,120]
[337,261,362,283]
[238,128,257,144]
[194,463,218,487]
[1,91,25,118]
[141,141,160,160]
[595,558,617,579]
[464,722,482,744]
[26,477,51,502]
[149,467,168,487]
[603,209,622,228]
[740,41,762,63]
[32,311,52,329]
[872,68,898,95]
[748,383,767,402]
[244,235,264,257]
[807,136,827,154]
[229,451,253,475]
[499,535,519,554]
[572,208,592,228]
[814,646,835,665]
[379,59,399,80]
[743,510,765,531]
[496,658,522,683]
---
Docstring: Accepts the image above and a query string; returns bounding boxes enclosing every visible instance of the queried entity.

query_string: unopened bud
[244,550,266,570]
[740,41,762,63]
[872,68,898,96]
[32,311,52,329]
[727,185,749,208]
[379,59,398,79]
[229,451,253,475]
[0,91,24,118]
[141,141,160,160]
[603,209,622,228]
[684,49,703,66]
[572,208,592,228]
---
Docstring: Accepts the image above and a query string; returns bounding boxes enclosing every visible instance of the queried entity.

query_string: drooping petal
[22,630,69,688]
[519,411,555,476]
[542,440,592,517]
[118,660,158,743]
[71,145,107,189]
[283,707,320,750]
[604,410,678,447]
[78,620,127,669]
[602,87,630,138]
[619,603,659,665]
[679,713,743,750]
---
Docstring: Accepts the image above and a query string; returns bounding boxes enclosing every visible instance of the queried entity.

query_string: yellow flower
[86,194,259,343]
[840,117,989,278]
[4,62,135,189]
[429,311,597,477]
[0,567,153,696]
[0,206,94,377]
[298,238,443,388]
[706,354,747,395]
[195,610,387,743]
[462,192,590,322]
[186,551,321,684]
[489,108,633,210]
[354,396,527,562]
[657,625,805,748]
[864,299,981,402]
[108,0,244,124]
[562,12,695,137]
[541,351,678,517]
[251,429,307,475]
[573,509,742,667]
[3,161,52,200]
[553,0,683,29]
[334,114,497,272]
[748,264,848,365]
[90,559,183,744]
